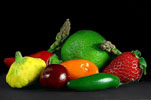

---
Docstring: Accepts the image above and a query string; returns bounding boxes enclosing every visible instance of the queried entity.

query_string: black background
[0,1,151,100]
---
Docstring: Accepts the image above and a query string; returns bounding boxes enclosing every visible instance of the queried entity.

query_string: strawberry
[103,50,147,82]
[101,41,147,83]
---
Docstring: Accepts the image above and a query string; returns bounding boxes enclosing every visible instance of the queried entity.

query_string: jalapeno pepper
[67,73,120,91]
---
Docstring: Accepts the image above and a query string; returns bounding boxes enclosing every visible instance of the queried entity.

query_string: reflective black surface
[0,73,151,100]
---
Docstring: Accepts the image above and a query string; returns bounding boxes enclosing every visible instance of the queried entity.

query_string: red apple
[40,64,69,89]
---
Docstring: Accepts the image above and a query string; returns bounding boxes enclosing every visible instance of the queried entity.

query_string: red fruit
[30,51,53,65]
[4,51,53,67]
[103,50,147,82]
[40,64,69,89]
[4,57,15,67]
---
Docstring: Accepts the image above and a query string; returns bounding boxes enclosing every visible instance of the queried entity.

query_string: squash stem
[15,51,25,64]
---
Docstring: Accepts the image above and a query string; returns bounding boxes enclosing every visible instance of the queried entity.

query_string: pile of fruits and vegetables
[3,19,147,91]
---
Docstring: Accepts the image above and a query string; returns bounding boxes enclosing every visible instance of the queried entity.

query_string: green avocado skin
[61,30,110,69]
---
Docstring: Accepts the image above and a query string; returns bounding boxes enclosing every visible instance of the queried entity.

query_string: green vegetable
[67,73,120,91]
[49,54,62,64]
[61,30,111,69]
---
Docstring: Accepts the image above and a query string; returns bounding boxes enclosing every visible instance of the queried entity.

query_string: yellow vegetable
[6,51,46,88]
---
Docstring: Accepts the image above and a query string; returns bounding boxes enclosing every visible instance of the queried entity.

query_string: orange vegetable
[61,59,99,80]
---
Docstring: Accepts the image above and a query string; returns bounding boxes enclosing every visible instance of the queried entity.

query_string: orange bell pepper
[61,59,99,80]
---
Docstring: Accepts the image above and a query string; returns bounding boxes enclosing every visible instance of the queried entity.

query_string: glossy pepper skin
[61,59,99,80]
[67,73,120,91]
[4,51,53,67]
[6,51,46,88]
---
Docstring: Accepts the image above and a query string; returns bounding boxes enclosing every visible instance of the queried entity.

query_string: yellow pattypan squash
[6,51,46,88]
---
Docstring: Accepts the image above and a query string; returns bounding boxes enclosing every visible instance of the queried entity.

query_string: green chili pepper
[67,73,120,91]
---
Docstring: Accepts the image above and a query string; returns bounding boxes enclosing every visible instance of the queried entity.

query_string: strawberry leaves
[131,50,147,75]
[131,50,141,59]
[139,57,147,75]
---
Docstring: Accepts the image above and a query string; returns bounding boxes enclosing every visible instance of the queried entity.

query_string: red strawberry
[103,50,147,83]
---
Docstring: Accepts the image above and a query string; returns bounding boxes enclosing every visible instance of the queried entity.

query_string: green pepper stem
[15,51,25,64]
[119,82,123,86]
[49,54,62,64]
[101,41,122,56]
[119,81,133,86]
[48,19,71,53]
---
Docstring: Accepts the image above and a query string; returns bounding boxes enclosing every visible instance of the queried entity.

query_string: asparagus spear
[48,19,71,52]
[101,40,122,55]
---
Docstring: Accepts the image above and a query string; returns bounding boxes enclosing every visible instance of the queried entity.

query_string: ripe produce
[67,73,120,91]
[103,51,147,82]
[61,59,99,80]
[40,64,69,89]
[101,41,147,82]
[6,51,46,88]
[3,19,149,91]
[61,30,111,69]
